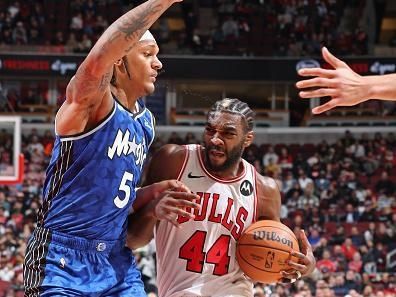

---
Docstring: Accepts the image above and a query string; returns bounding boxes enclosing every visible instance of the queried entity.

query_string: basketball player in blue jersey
[127,99,316,297]
[23,0,200,296]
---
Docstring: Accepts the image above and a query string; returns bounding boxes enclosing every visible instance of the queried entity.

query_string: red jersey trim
[253,165,258,222]
[197,146,247,184]
[176,145,189,181]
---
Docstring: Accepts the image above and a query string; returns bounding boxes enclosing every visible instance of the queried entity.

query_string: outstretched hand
[280,230,316,283]
[296,47,369,114]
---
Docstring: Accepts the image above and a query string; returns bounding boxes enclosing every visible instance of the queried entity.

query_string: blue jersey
[37,98,155,241]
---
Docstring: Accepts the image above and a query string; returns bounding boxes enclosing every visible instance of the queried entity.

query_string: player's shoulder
[254,172,282,221]
[254,172,280,196]
[150,143,187,170]
[147,144,187,182]
[154,143,186,159]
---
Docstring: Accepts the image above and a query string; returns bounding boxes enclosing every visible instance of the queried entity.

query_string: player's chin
[144,83,156,95]
[208,156,226,169]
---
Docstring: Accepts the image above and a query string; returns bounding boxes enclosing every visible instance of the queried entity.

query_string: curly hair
[209,98,255,132]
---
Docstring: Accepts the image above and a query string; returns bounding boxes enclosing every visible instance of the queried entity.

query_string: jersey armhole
[56,101,116,141]
[253,165,259,222]
[176,145,189,181]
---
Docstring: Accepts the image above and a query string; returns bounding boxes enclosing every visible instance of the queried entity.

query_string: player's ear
[244,131,254,147]
[114,59,127,74]
[114,59,123,66]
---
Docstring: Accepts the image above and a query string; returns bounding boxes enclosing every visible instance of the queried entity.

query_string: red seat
[288,143,301,158]
[274,143,286,155]
[358,175,369,186]
[301,143,316,157]
[333,222,371,237]
[0,281,11,297]
[324,222,337,235]
[259,144,270,156]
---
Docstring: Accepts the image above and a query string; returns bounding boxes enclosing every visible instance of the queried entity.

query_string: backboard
[0,116,24,184]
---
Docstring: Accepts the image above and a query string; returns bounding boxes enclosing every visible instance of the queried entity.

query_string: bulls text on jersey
[176,191,248,241]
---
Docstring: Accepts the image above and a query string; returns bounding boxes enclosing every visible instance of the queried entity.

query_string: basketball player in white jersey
[128,99,316,297]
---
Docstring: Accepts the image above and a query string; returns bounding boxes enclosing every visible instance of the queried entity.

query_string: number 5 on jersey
[179,230,231,276]
[114,171,134,208]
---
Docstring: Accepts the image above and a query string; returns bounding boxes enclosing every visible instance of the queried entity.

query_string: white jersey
[155,145,258,297]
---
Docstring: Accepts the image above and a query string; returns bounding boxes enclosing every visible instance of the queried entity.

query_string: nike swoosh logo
[188,172,205,178]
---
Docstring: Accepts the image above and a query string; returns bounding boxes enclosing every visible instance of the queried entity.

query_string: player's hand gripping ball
[236,220,300,284]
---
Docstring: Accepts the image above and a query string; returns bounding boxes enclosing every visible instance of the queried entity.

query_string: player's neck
[110,85,139,113]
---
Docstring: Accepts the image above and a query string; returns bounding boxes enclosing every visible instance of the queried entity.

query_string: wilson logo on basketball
[253,231,294,249]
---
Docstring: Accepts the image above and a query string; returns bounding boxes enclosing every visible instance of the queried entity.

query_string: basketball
[236,220,300,284]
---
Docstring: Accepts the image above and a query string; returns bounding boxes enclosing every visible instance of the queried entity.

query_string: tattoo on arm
[95,0,165,63]
[99,71,112,91]
[117,1,163,45]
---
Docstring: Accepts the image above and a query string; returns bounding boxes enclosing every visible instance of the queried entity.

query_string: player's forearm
[84,0,171,76]
[126,207,157,250]
[132,185,155,212]
[127,184,158,249]
[364,73,396,101]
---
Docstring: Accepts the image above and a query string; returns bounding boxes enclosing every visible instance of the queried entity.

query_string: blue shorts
[23,227,146,297]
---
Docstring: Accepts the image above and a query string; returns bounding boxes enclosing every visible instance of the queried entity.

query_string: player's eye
[224,131,236,137]
[205,127,215,135]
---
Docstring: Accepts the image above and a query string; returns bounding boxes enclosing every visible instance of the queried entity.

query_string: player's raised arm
[296,47,396,114]
[58,0,182,135]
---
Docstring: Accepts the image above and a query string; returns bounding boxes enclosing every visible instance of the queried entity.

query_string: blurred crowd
[0,128,395,297]
[0,0,373,56]
[0,0,113,53]
[176,0,369,56]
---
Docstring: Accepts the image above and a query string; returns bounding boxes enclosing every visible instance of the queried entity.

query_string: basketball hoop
[0,154,24,185]
[0,116,23,186]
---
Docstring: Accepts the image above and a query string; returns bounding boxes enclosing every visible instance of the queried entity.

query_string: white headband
[139,30,156,42]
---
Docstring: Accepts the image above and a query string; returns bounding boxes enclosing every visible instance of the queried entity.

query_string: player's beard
[205,140,244,173]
